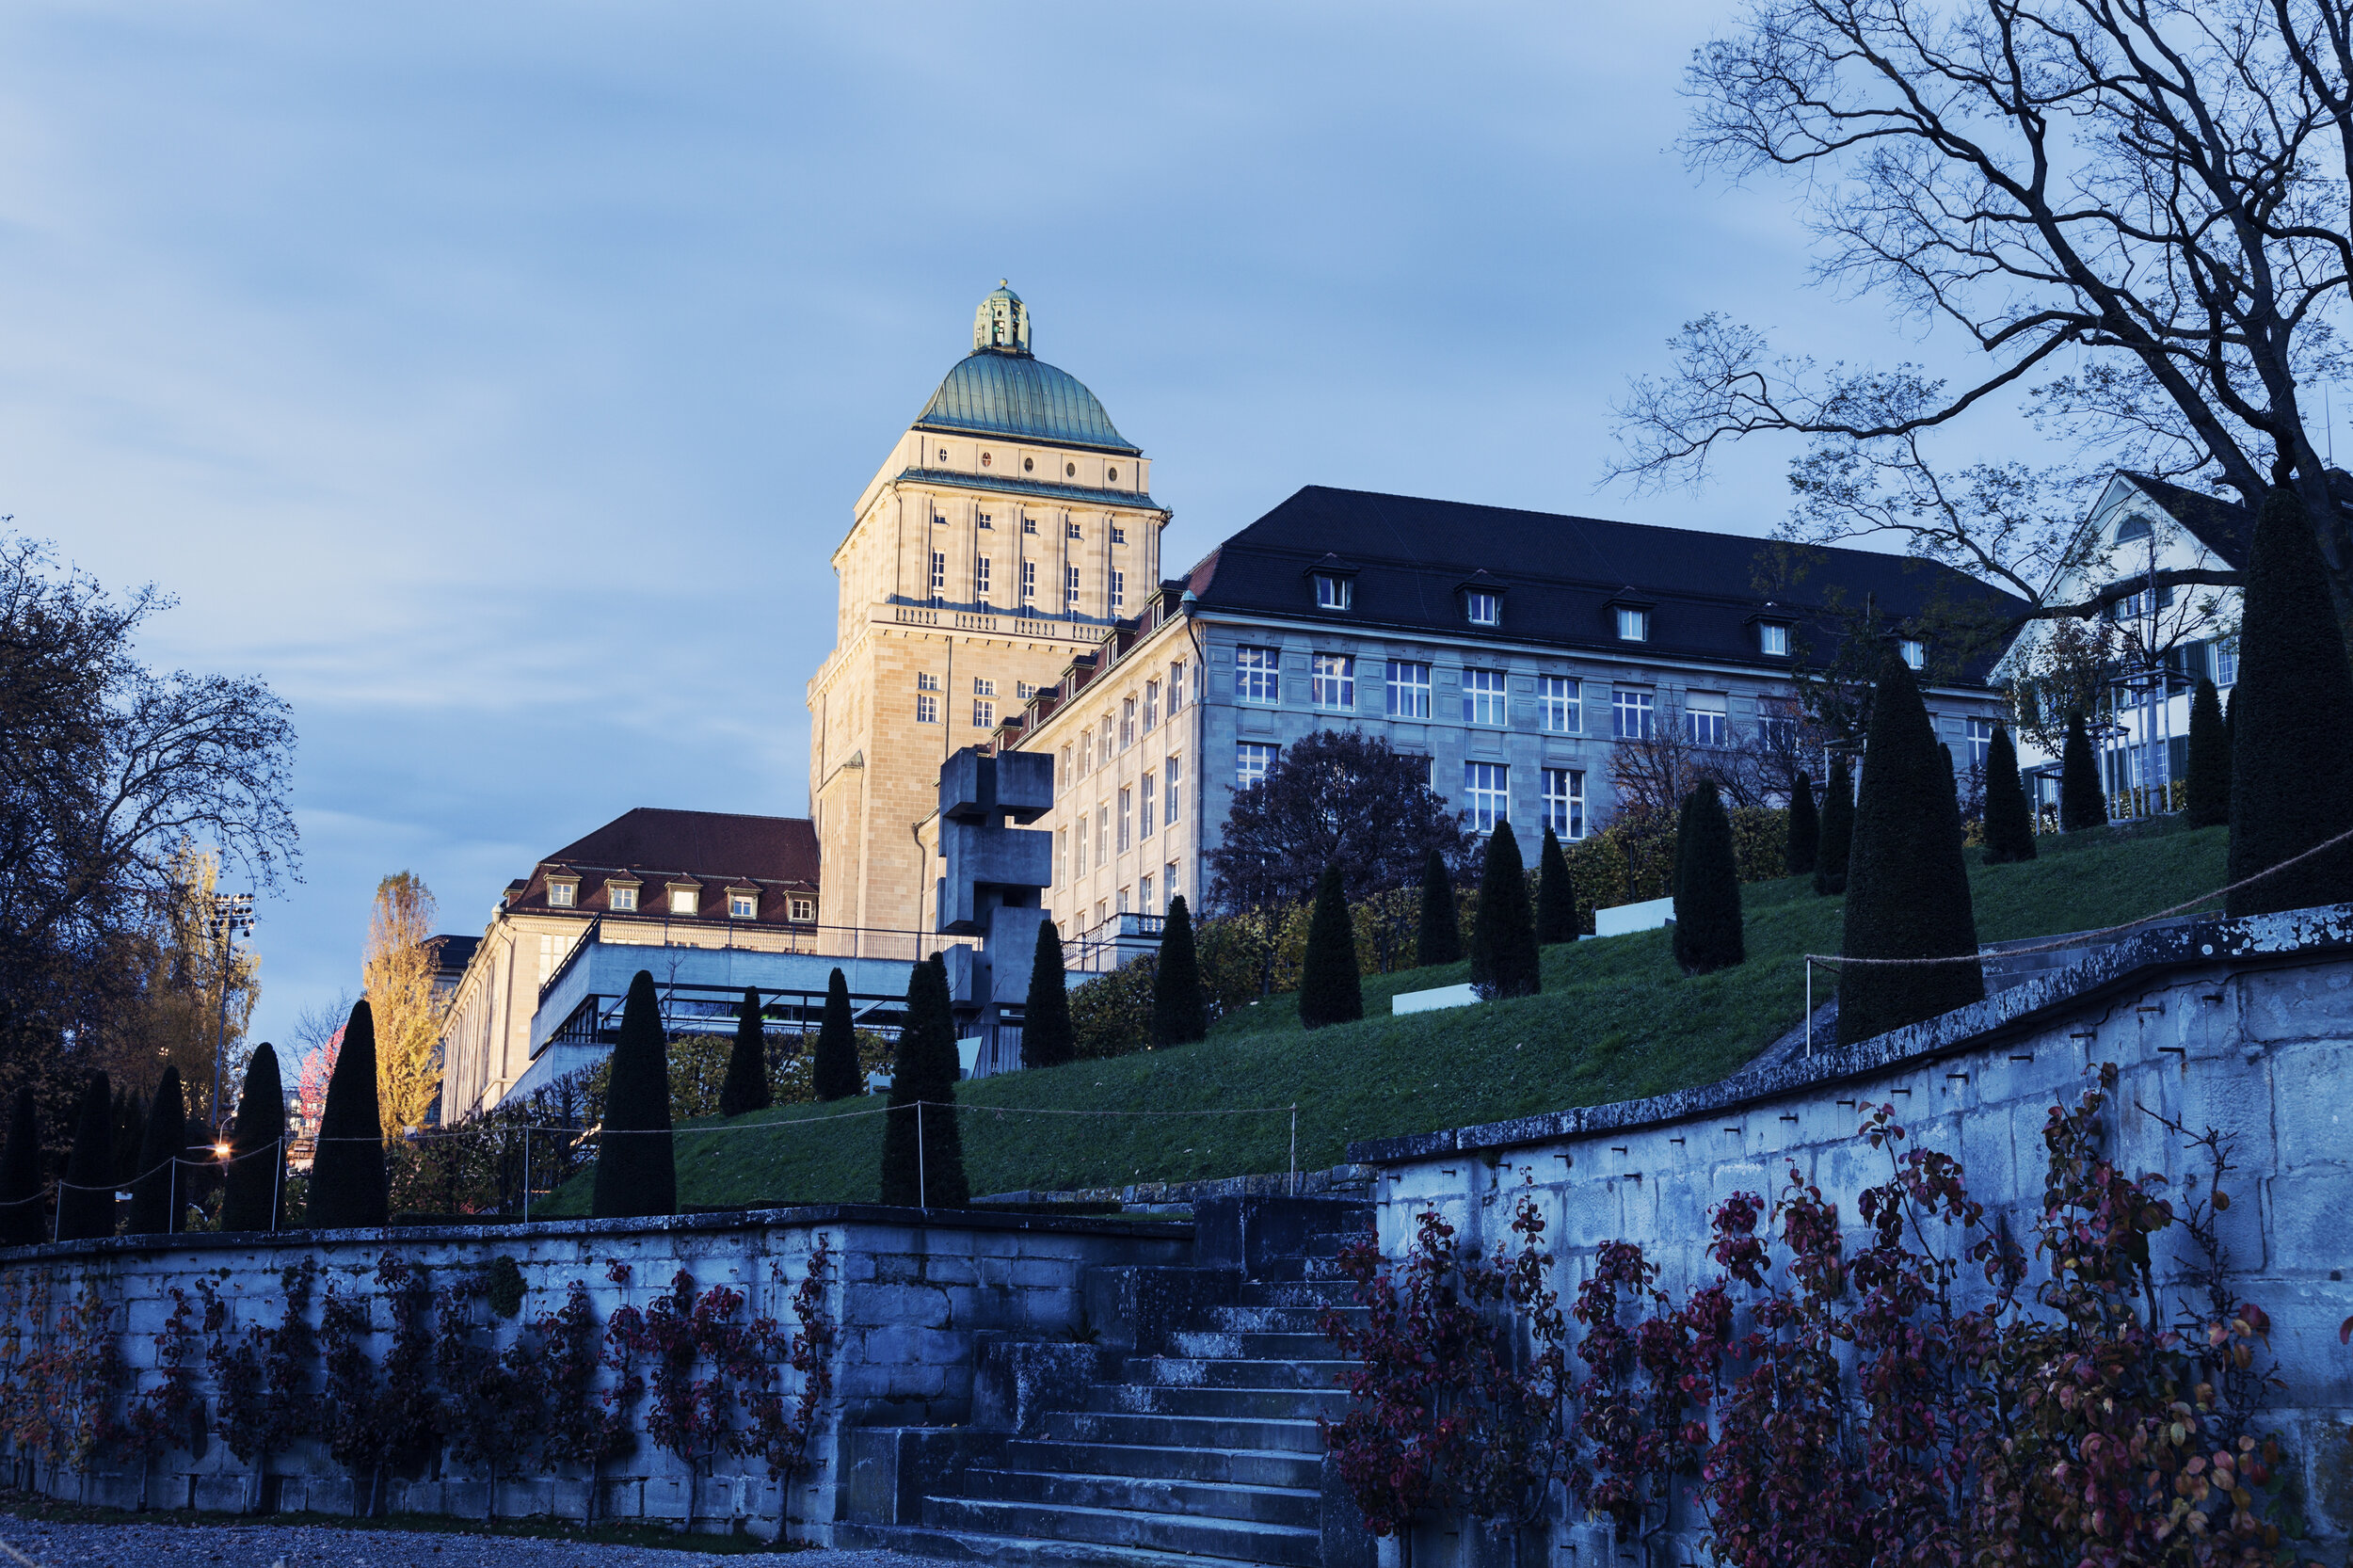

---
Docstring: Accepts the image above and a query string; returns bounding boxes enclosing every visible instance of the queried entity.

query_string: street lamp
[206,891,254,1141]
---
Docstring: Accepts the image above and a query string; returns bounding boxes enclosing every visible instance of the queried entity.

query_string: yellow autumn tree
[85,843,262,1129]
[361,871,443,1138]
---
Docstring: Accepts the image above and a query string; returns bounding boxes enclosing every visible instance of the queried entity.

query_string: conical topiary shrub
[1469,824,1541,1000]
[1838,654,1985,1045]
[0,1087,43,1245]
[719,987,771,1119]
[1151,896,1207,1047]
[811,968,861,1100]
[1299,865,1364,1030]
[1021,921,1075,1069]
[1814,757,1854,895]
[879,955,968,1208]
[1785,773,1819,876]
[1672,783,1744,974]
[2059,712,2107,832]
[310,999,389,1228]
[1415,849,1461,968]
[56,1072,116,1242]
[111,1085,143,1192]
[127,1065,186,1236]
[2229,486,2353,914]
[2185,676,2230,828]
[1535,827,1578,945]
[1981,724,2037,863]
[593,971,677,1219]
[220,1046,288,1232]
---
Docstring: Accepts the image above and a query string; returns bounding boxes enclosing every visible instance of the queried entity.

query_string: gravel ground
[0,1512,923,1567]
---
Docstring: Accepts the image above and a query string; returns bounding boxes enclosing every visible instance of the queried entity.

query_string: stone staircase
[841,1196,1374,1568]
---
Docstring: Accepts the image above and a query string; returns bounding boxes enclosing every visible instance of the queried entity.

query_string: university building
[988,487,2022,938]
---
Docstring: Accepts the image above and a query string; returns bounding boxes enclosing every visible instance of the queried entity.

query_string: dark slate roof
[508,808,820,924]
[914,350,1138,456]
[425,934,479,980]
[2118,472,2254,568]
[1185,486,2030,682]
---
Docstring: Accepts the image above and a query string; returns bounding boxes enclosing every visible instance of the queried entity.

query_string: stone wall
[0,1204,1187,1541]
[1353,907,2353,1568]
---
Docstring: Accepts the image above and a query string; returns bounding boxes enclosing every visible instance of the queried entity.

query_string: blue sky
[0,2,1945,1056]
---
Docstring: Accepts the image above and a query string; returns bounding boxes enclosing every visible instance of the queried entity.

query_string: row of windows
[1064,661,1193,782]
[1236,744,1586,840]
[1306,573,1817,655]
[547,881,815,921]
[927,552,1119,614]
[1242,652,1778,741]
[1065,863,1185,932]
[1062,758,1185,879]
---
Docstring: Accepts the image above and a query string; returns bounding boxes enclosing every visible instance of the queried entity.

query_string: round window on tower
[981,452,993,468]
[1107,466,1119,482]
[1065,461,1077,477]
[1023,456,1034,472]
[937,448,948,462]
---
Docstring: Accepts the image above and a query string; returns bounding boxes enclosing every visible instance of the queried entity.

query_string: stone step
[1166,1331,1343,1361]
[998,1438,1321,1493]
[960,1465,1319,1529]
[1242,1255,1355,1283]
[1123,1356,1352,1390]
[1036,1409,1326,1454]
[1298,1229,1376,1259]
[838,1520,1289,1568]
[1090,1383,1352,1420]
[1238,1279,1357,1308]
[1202,1304,1359,1335]
[920,1496,1320,1568]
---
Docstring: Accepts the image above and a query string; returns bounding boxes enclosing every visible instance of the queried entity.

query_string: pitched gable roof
[2116,472,2255,569]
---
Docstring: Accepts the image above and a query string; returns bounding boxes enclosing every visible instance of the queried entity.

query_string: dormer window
[788,895,815,922]
[608,880,640,913]
[546,877,578,908]
[727,888,759,920]
[1616,607,1650,642]
[668,884,700,917]
[1465,590,1500,626]
[1759,622,1790,657]
[1899,638,1927,670]
[1315,574,1353,610]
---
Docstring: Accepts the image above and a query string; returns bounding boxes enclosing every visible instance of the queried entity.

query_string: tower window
[1108,466,1119,482]
[1024,456,1034,472]
[930,552,946,599]
[1111,569,1126,612]
[1066,521,1083,539]
[1066,461,1077,477]
[973,699,995,728]
[937,448,948,462]
[916,672,940,692]
[981,452,993,467]
[916,694,939,724]
[1064,564,1081,609]
[1022,517,1037,535]
[978,513,993,530]
[973,677,996,696]
[1022,561,1037,603]
[976,557,992,598]
[1112,526,1127,544]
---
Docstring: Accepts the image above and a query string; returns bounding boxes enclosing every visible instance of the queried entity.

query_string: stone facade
[0,1206,1187,1541]
[808,284,1169,940]
[1352,907,2353,1567]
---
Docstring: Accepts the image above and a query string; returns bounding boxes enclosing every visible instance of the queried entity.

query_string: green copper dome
[912,282,1138,456]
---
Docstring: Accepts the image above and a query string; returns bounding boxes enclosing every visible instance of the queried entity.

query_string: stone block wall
[1353,909,2353,1567]
[0,1204,1187,1542]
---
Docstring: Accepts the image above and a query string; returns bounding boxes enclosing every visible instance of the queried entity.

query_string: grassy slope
[544,822,2225,1213]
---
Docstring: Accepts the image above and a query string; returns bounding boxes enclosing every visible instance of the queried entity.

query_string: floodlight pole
[207,893,254,1140]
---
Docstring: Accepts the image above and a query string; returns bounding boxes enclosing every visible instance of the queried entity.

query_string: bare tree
[1208,730,1470,913]
[1613,0,2353,611]
[0,532,296,1088]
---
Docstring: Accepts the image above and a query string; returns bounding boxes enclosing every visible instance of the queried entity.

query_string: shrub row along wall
[1352,909,2353,1568]
[0,1206,1187,1540]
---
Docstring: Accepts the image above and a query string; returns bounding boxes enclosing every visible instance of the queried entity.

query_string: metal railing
[536,914,982,1008]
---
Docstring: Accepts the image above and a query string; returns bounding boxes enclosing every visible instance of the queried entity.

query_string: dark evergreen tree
[309,999,389,1228]
[1020,922,1075,1069]
[592,970,677,1219]
[719,987,772,1118]
[879,955,968,1208]
[0,1087,42,1245]
[126,1065,185,1235]
[1785,773,1819,875]
[1468,824,1541,1000]
[2059,712,2108,831]
[220,1045,286,1232]
[1814,757,1854,895]
[56,1072,116,1241]
[2185,677,2230,828]
[1981,725,2038,863]
[1415,849,1461,968]
[1535,827,1579,944]
[1672,783,1745,974]
[810,968,861,1100]
[1838,654,1985,1045]
[2229,486,2353,913]
[1298,864,1365,1030]
[111,1084,143,1189]
[1150,896,1207,1047]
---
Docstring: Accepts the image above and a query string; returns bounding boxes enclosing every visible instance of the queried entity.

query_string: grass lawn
[540,821,2226,1212]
